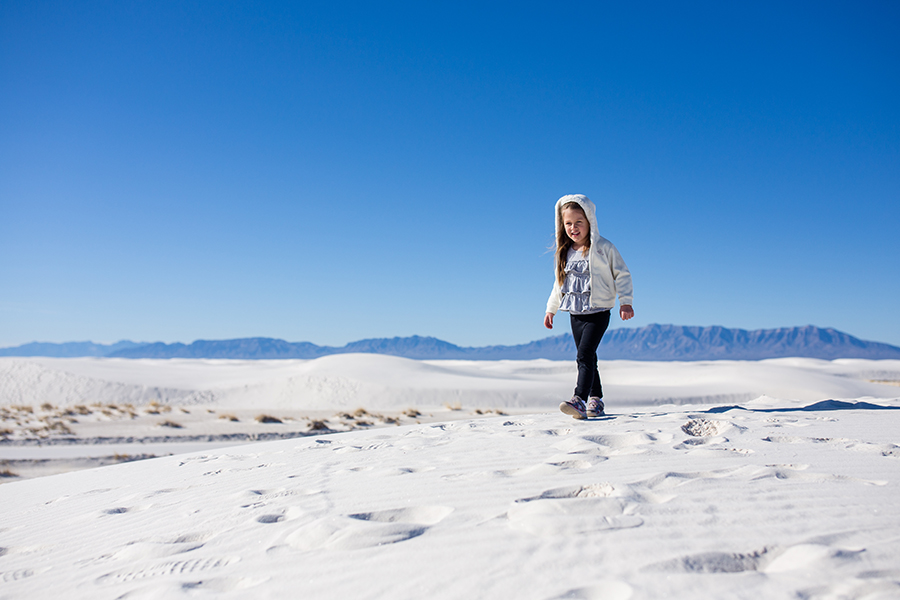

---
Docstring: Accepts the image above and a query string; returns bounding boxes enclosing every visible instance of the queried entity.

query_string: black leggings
[570,310,611,400]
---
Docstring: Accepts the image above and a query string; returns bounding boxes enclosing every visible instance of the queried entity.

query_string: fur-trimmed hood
[554,194,602,250]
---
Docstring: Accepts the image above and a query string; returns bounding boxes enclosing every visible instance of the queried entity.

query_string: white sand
[1,356,899,598]
[3,355,899,410]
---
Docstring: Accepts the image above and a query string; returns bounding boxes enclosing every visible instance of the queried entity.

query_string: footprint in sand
[102,507,131,515]
[1,569,34,583]
[681,418,731,437]
[644,548,770,573]
[348,506,454,525]
[96,556,239,585]
[99,502,155,516]
[283,505,453,551]
[507,485,643,536]
[645,541,865,576]
[256,515,285,524]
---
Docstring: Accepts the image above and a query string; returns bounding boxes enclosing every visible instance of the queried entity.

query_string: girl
[544,194,634,419]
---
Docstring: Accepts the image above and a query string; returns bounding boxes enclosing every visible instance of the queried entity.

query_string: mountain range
[2,325,900,361]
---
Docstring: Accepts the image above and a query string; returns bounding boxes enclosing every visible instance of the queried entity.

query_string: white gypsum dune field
[1,355,899,599]
[3,355,900,411]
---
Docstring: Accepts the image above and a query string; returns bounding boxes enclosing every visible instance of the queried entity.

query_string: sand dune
[3,356,899,410]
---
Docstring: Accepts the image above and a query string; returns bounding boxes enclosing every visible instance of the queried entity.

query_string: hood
[554,194,601,248]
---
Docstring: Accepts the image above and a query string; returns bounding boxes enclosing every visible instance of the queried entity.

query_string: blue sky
[2,1,899,348]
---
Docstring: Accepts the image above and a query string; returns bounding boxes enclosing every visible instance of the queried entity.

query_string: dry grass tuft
[158,420,183,429]
[145,401,172,415]
[46,421,74,435]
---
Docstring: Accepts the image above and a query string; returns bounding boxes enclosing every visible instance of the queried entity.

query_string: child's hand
[544,312,554,329]
[620,305,634,321]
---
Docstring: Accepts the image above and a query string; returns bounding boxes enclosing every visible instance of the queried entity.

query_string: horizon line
[3,323,896,351]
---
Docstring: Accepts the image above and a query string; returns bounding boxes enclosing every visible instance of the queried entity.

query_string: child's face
[562,207,589,248]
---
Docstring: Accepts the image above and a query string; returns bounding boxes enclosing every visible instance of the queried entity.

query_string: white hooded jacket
[546,194,633,315]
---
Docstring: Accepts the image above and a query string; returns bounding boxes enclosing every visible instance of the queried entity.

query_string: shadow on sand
[706,399,900,414]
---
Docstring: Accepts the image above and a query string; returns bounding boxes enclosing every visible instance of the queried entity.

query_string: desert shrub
[158,420,182,429]
[255,415,283,424]
[403,408,422,418]
[219,414,239,422]
[308,420,329,431]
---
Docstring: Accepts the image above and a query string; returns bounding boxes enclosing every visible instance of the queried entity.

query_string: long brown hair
[555,202,590,286]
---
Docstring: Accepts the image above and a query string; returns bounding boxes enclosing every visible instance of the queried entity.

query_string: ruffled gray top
[559,247,610,315]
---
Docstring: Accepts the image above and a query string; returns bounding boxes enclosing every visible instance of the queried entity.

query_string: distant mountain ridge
[2,325,900,361]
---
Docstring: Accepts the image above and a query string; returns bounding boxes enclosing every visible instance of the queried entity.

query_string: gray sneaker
[586,397,605,417]
[559,396,587,420]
